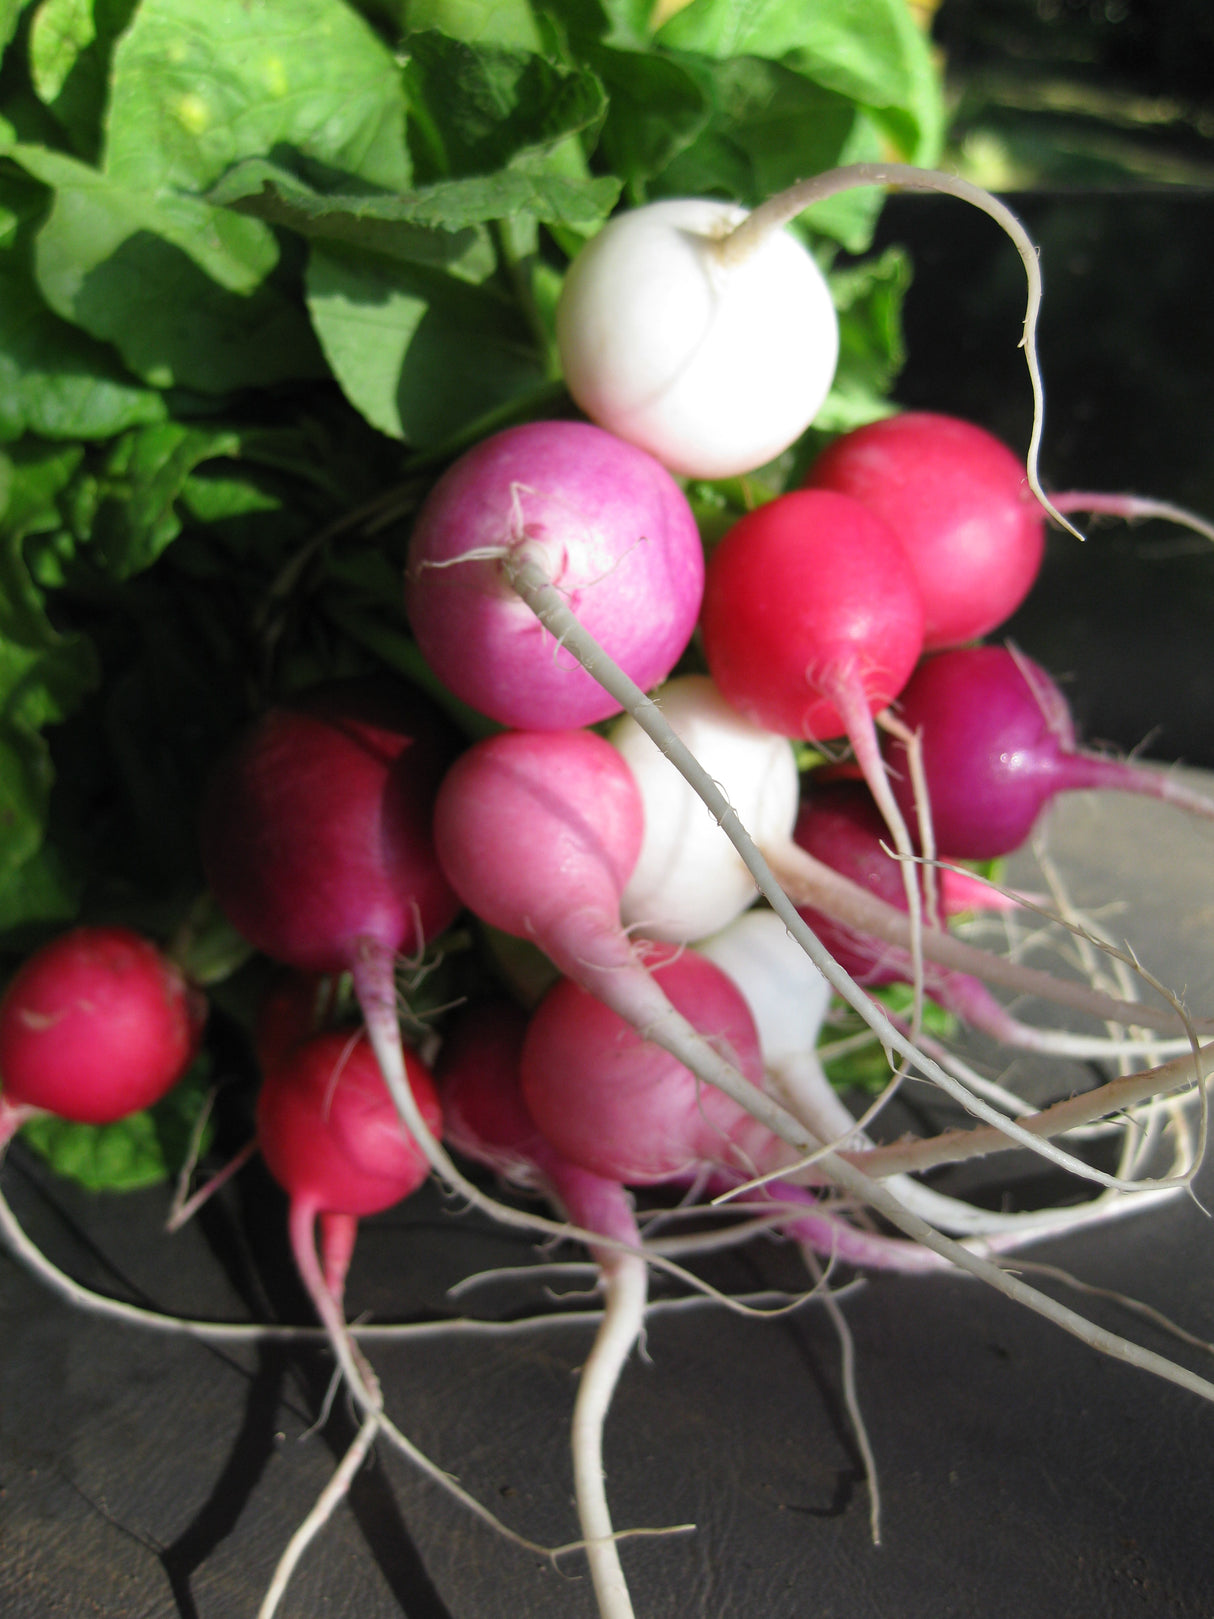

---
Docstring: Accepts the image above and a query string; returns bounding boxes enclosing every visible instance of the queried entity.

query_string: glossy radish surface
[888,644,1214,860]
[700,488,925,743]
[609,674,800,943]
[555,198,839,479]
[0,926,204,1127]
[805,412,1045,649]
[258,1028,440,1219]
[200,678,460,975]
[404,420,704,729]
[520,948,777,1187]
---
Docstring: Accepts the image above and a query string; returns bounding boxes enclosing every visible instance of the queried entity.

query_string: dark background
[874,0,1214,767]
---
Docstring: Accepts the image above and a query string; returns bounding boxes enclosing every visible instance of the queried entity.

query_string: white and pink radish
[404,420,703,731]
[0,926,206,1150]
[886,644,1214,861]
[431,725,820,1161]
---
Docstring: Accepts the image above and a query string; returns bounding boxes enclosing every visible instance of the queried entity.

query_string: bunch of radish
[6,168,1214,1619]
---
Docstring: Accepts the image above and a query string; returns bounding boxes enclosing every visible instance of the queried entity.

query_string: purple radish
[404,420,704,731]
[200,678,460,975]
[887,644,1214,861]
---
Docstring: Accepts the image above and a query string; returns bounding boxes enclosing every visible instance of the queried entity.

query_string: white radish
[609,675,800,942]
[556,197,839,479]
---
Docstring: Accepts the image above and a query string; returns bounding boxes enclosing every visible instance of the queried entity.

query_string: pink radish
[520,946,781,1187]
[887,644,1214,861]
[438,997,656,1619]
[0,926,205,1148]
[404,420,704,730]
[804,411,1045,649]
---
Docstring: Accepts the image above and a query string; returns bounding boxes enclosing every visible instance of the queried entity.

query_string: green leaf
[405,0,545,50]
[814,244,911,433]
[0,0,35,67]
[13,142,325,393]
[212,153,621,242]
[85,422,244,579]
[0,259,167,442]
[305,240,542,444]
[402,29,607,178]
[656,0,944,165]
[653,54,888,248]
[28,0,94,104]
[18,1058,216,1191]
[105,0,411,196]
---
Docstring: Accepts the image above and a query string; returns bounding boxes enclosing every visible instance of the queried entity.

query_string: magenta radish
[555,198,839,479]
[608,675,801,943]
[887,644,1214,861]
[0,926,205,1148]
[790,783,1174,1062]
[403,420,704,731]
[200,678,460,976]
[804,412,1046,649]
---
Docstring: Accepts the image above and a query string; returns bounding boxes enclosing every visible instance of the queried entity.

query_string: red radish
[699,486,927,966]
[404,420,704,730]
[258,1028,439,1225]
[700,489,924,748]
[887,644,1214,861]
[805,412,1046,649]
[0,926,205,1146]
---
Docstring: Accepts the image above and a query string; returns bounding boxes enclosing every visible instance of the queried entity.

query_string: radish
[255,1021,443,1617]
[555,197,839,479]
[431,725,816,1159]
[437,997,661,1619]
[608,675,800,943]
[886,644,1214,861]
[0,926,205,1149]
[554,163,1075,528]
[519,946,781,1187]
[404,420,703,731]
[198,676,500,1248]
[804,412,1046,649]
[699,485,928,984]
[200,677,460,976]
[790,783,1187,1062]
